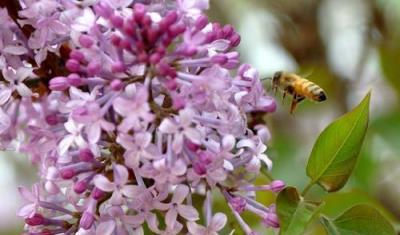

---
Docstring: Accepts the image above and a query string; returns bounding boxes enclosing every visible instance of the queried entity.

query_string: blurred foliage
[207,0,400,234]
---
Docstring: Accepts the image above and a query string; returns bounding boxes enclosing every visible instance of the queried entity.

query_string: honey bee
[271,71,327,113]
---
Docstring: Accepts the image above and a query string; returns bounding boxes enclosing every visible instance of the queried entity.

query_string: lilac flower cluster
[0,1,282,234]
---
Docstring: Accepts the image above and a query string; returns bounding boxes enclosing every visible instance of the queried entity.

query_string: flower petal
[122,214,145,226]
[146,213,161,233]
[177,204,199,221]
[236,139,256,149]
[165,208,178,229]
[96,220,116,235]
[0,88,12,105]
[3,45,28,55]
[187,221,207,235]
[159,118,177,134]
[86,123,101,144]
[58,135,75,155]
[210,213,227,231]
[172,184,189,204]
[17,203,35,218]
[113,164,129,185]
[93,174,114,192]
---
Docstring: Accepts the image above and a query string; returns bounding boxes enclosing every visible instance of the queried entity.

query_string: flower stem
[301,182,314,197]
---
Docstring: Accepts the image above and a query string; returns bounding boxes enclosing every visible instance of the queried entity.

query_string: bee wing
[299,69,314,79]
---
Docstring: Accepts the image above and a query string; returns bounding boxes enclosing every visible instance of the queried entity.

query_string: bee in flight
[270,71,327,113]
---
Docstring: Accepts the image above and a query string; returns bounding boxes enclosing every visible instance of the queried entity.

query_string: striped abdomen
[293,78,326,102]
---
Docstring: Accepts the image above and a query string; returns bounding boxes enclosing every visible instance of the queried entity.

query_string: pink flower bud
[74,180,88,194]
[111,34,122,46]
[45,114,59,126]
[195,15,208,30]
[80,211,94,229]
[110,79,123,91]
[79,34,94,48]
[92,187,105,200]
[263,212,280,228]
[69,50,85,61]
[160,11,178,28]
[94,2,113,18]
[133,3,146,22]
[111,61,126,73]
[168,23,186,38]
[110,15,124,28]
[229,33,241,47]
[270,180,285,193]
[211,54,228,65]
[66,59,80,72]
[67,73,82,86]
[193,161,207,175]
[49,76,69,91]
[79,148,94,162]
[25,214,45,226]
[223,24,234,38]
[87,61,101,75]
[60,168,75,180]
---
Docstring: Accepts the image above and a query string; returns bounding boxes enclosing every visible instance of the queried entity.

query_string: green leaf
[276,187,320,235]
[321,190,397,223]
[306,92,371,192]
[320,204,396,235]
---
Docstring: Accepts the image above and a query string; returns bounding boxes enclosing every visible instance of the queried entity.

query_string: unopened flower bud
[25,213,45,226]
[195,15,208,30]
[79,34,94,48]
[270,180,285,193]
[66,59,80,72]
[49,76,69,91]
[80,211,95,229]
[67,73,82,87]
[69,50,85,61]
[263,212,280,228]
[79,148,94,162]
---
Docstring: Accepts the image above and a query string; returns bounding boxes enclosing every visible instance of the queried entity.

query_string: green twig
[301,182,314,197]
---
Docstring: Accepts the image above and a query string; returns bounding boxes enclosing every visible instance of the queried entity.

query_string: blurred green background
[1,0,400,234]
[208,0,400,234]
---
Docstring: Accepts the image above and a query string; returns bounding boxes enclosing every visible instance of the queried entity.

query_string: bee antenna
[261,77,272,81]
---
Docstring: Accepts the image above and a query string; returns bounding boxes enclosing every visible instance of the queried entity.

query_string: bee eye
[318,92,327,101]
[273,71,282,80]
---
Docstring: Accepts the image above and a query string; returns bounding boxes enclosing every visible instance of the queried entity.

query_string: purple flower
[159,108,202,153]
[17,184,40,218]
[96,206,145,235]
[1,67,35,99]
[58,118,86,156]
[113,84,154,133]
[94,164,136,205]
[154,184,199,228]
[187,212,227,235]
[1,1,283,234]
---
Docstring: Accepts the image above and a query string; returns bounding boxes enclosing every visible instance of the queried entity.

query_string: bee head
[272,71,283,84]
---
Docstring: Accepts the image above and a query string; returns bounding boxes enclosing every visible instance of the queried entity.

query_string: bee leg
[282,91,287,104]
[290,95,305,114]
[290,97,298,114]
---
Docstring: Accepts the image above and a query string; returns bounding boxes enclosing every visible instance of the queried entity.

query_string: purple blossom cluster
[0,0,282,234]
